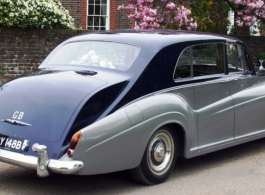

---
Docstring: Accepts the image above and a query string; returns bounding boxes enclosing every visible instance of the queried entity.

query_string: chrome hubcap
[148,130,174,175]
[153,140,165,163]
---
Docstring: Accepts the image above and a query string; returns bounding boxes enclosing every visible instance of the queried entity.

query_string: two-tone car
[0,30,264,185]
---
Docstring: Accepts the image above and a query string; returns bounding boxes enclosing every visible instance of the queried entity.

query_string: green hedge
[0,0,75,29]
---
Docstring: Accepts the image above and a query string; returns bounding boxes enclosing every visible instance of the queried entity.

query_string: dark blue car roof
[66,29,241,49]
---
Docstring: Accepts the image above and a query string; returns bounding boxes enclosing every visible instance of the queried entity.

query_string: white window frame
[87,0,110,30]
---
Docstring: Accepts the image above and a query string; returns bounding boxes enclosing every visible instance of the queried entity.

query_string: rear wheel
[130,126,178,185]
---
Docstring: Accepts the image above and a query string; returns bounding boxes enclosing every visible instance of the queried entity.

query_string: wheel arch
[167,123,186,157]
[151,123,186,158]
[130,123,182,185]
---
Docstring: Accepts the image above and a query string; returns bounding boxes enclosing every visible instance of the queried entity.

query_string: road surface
[0,138,265,195]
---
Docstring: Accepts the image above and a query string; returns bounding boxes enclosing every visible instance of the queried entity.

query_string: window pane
[87,16,93,26]
[227,44,249,72]
[101,16,106,26]
[95,5,100,15]
[174,48,191,79]
[101,0,107,4]
[94,16,99,26]
[95,0,100,4]
[175,43,225,80]
[47,41,140,71]
[101,5,107,15]
[88,5,94,15]
[192,43,224,77]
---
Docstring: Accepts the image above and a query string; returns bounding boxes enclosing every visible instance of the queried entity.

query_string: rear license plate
[0,134,27,152]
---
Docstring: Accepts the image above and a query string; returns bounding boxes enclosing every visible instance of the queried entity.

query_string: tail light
[67,130,82,157]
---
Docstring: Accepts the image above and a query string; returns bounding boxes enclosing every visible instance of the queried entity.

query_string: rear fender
[73,93,196,175]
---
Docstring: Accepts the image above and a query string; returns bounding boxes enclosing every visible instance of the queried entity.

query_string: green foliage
[189,0,230,34]
[259,52,265,61]
[0,0,75,29]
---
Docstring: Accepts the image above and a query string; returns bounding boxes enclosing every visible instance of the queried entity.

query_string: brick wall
[60,0,83,28]
[116,0,133,29]
[1,28,265,83]
[110,0,117,30]
[0,28,85,82]
[81,0,87,29]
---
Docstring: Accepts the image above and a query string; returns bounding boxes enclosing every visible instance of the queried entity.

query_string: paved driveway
[1,138,265,195]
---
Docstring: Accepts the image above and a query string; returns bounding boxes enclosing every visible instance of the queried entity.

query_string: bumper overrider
[0,144,83,177]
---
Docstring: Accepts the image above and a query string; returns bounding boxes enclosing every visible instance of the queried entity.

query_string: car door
[227,43,265,138]
[175,42,235,147]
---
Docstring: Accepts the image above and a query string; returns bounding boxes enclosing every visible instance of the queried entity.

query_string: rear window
[47,41,140,71]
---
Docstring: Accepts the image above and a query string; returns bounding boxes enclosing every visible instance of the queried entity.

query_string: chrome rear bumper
[0,145,83,177]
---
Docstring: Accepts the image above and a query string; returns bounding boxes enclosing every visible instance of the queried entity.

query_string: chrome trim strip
[1,119,32,126]
[0,148,83,176]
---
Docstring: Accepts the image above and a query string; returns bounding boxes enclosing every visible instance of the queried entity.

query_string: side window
[174,43,225,80]
[174,47,191,79]
[226,43,250,72]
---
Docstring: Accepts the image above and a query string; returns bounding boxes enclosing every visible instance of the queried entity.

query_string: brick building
[60,0,132,30]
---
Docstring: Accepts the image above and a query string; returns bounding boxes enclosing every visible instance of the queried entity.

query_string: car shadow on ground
[175,137,265,174]
[1,138,265,195]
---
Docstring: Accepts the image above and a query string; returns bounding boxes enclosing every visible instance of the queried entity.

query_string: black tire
[130,126,178,185]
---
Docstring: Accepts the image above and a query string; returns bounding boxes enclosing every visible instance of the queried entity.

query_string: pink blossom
[190,22,197,29]
[244,22,252,26]
[234,0,265,27]
[234,0,242,4]
[174,16,181,22]
[166,2,175,10]
[117,0,196,30]
[244,9,252,14]
[236,20,244,27]
[143,16,155,22]
[256,0,264,8]
[238,11,243,15]
[117,5,124,11]
[139,22,149,29]
[148,22,160,29]
[243,16,252,21]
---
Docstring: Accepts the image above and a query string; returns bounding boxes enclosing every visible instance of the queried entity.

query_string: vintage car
[0,29,264,185]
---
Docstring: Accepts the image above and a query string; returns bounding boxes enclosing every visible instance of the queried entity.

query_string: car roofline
[64,29,241,48]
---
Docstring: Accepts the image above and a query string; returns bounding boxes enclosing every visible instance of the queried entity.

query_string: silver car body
[0,30,265,181]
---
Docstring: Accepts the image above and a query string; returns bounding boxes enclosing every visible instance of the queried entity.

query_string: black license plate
[0,134,26,152]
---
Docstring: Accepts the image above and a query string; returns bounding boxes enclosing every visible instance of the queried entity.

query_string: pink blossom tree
[224,0,265,27]
[118,0,265,33]
[117,0,197,30]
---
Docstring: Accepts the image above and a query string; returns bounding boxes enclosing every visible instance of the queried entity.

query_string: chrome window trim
[173,42,226,82]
